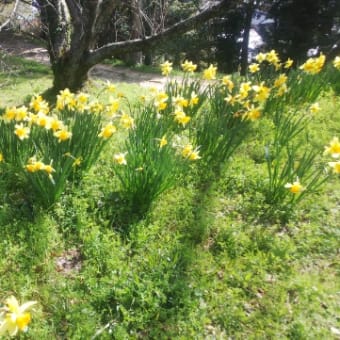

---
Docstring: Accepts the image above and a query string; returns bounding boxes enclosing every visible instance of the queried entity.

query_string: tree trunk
[37,0,233,95]
[240,1,254,76]
[51,59,92,94]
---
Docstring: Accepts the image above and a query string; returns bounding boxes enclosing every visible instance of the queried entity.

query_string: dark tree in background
[268,0,340,62]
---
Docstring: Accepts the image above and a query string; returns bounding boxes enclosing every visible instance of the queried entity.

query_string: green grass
[0,55,339,339]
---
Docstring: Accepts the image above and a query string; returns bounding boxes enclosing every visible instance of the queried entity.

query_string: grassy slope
[0,55,339,339]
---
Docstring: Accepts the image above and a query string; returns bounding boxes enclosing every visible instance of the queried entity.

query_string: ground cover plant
[0,52,339,338]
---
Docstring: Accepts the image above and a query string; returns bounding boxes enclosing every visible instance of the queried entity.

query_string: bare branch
[87,0,234,67]
[0,0,20,32]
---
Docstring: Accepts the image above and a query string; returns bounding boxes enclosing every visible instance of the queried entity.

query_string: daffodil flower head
[181,144,201,160]
[328,161,340,174]
[244,106,261,121]
[273,74,288,88]
[221,76,234,91]
[255,52,267,63]
[120,112,135,129]
[333,56,340,70]
[324,137,340,158]
[29,95,49,114]
[160,61,173,76]
[15,106,29,121]
[181,60,197,73]
[113,152,127,165]
[98,123,117,139]
[3,106,17,123]
[309,102,320,114]
[248,63,260,73]
[174,110,191,127]
[105,81,116,93]
[203,64,217,80]
[14,123,30,140]
[266,50,280,65]
[300,54,326,74]
[54,129,72,143]
[284,179,304,194]
[284,58,294,69]
[158,135,168,148]
[0,296,37,337]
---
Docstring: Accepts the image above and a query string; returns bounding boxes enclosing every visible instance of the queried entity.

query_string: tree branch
[86,0,235,67]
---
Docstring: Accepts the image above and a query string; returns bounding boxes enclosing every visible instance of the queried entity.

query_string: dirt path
[0,32,167,89]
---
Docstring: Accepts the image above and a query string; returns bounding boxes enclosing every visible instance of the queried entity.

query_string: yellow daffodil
[244,106,261,121]
[221,76,234,92]
[56,88,74,110]
[224,94,239,105]
[300,54,326,74]
[203,64,217,80]
[328,161,340,174]
[15,106,29,121]
[273,74,288,88]
[98,123,117,139]
[266,50,280,65]
[0,296,37,337]
[181,144,200,160]
[309,102,320,114]
[72,157,82,167]
[14,123,30,140]
[3,106,17,123]
[189,92,199,106]
[105,81,116,93]
[173,96,189,108]
[239,81,252,99]
[284,58,294,69]
[284,179,304,194]
[0,153,4,162]
[255,52,267,63]
[324,137,340,158]
[106,98,120,116]
[49,116,64,132]
[153,91,168,111]
[174,110,191,127]
[29,95,49,114]
[160,61,173,76]
[36,113,51,130]
[333,56,340,70]
[54,129,72,142]
[181,60,197,73]
[249,63,260,73]
[159,135,168,148]
[43,163,55,175]
[275,83,288,97]
[120,112,135,129]
[88,100,104,114]
[113,152,127,165]
[252,83,270,102]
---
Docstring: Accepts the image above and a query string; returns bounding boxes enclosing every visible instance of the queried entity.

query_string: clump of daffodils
[0,296,37,337]
[299,54,326,74]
